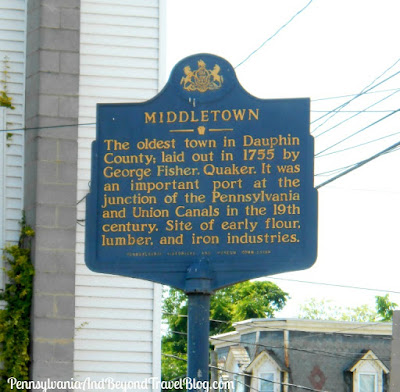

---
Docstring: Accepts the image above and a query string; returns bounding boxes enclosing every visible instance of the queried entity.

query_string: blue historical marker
[85,54,318,387]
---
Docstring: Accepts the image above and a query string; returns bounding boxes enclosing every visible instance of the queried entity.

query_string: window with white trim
[246,352,282,392]
[359,373,377,392]
[349,350,388,392]
[259,372,274,392]
[234,374,245,392]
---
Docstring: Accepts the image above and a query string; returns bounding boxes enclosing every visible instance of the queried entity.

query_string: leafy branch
[0,216,35,391]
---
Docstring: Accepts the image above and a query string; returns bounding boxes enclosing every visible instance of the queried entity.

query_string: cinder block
[27,0,41,12]
[59,96,78,118]
[25,92,40,120]
[25,207,37,228]
[61,8,80,30]
[31,341,55,363]
[56,205,77,228]
[38,117,78,139]
[36,183,77,205]
[58,139,77,162]
[37,137,58,161]
[42,0,80,9]
[32,294,55,318]
[53,340,74,361]
[41,5,60,28]
[38,95,59,117]
[26,28,40,56]
[40,72,79,96]
[40,28,79,52]
[35,226,76,249]
[40,50,60,73]
[30,359,73,382]
[26,73,40,98]
[33,249,75,274]
[34,271,75,295]
[32,317,74,340]
[26,50,40,77]
[35,203,57,226]
[58,162,77,183]
[55,295,75,318]
[60,52,79,74]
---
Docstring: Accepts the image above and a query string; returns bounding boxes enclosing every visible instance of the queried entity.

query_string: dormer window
[359,373,377,392]
[348,350,389,392]
[259,372,274,392]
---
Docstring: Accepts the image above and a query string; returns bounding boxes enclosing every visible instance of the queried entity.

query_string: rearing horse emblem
[180,60,223,93]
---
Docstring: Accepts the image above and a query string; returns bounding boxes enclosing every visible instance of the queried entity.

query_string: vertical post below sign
[85,54,318,387]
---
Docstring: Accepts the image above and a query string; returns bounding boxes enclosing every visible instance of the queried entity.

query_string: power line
[235,0,314,69]
[315,131,400,158]
[268,276,400,295]
[163,312,230,325]
[315,163,355,177]
[162,353,329,392]
[311,68,400,130]
[313,89,400,138]
[0,122,96,133]
[315,108,400,157]
[311,87,400,102]
[316,139,400,189]
[210,364,327,392]
[312,109,399,113]
[210,334,391,360]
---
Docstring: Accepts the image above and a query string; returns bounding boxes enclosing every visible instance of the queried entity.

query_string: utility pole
[389,310,400,391]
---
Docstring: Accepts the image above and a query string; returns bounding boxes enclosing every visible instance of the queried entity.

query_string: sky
[165,0,400,318]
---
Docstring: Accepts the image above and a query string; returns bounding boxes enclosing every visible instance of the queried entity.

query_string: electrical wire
[316,139,400,189]
[0,122,96,133]
[312,109,399,113]
[210,364,327,392]
[165,324,391,356]
[209,334,391,361]
[235,0,314,69]
[315,131,400,158]
[313,88,400,138]
[163,312,230,325]
[162,353,329,392]
[311,68,400,130]
[315,108,400,157]
[311,87,400,102]
[268,276,400,295]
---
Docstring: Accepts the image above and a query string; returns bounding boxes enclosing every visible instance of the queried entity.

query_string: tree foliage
[0,56,14,110]
[0,217,35,391]
[162,280,289,381]
[376,294,398,321]
[299,295,398,322]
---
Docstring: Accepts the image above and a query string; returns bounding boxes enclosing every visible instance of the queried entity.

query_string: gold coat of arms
[180,60,223,93]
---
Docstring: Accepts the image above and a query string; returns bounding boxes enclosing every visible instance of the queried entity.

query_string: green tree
[376,294,398,321]
[162,281,289,381]
[0,56,14,109]
[299,295,398,322]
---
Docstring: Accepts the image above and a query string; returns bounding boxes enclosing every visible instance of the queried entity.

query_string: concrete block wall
[25,0,80,382]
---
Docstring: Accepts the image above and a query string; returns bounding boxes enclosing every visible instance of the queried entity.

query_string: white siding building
[74,0,164,383]
[0,0,26,292]
[1,0,165,388]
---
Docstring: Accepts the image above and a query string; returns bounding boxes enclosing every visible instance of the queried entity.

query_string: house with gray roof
[211,318,392,392]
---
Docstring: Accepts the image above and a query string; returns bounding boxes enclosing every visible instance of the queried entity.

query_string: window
[349,350,388,392]
[259,373,274,392]
[234,374,245,392]
[359,374,376,392]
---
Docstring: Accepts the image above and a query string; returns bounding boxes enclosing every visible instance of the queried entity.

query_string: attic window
[359,373,377,392]
[259,373,274,392]
[348,350,389,392]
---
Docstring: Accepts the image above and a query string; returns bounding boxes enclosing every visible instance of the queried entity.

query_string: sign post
[85,54,318,389]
